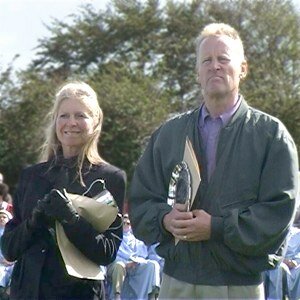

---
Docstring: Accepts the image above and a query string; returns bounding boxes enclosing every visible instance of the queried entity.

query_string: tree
[0,0,299,189]
[90,65,171,178]
[0,69,59,188]
[0,64,172,188]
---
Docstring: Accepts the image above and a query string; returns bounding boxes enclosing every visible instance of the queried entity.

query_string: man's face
[197,35,247,99]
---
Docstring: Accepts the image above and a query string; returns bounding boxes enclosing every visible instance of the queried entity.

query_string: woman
[1,81,126,299]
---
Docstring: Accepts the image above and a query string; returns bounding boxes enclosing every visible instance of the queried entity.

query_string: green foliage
[90,65,172,179]
[0,0,299,190]
[0,69,59,186]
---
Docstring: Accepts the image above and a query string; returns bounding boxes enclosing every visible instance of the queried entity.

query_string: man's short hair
[195,23,245,68]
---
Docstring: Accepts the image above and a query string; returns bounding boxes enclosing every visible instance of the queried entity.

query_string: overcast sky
[0,0,299,71]
[0,0,109,70]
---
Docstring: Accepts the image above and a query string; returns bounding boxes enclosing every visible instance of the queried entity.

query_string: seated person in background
[0,174,13,205]
[147,243,164,277]
[107,214,161,300]
[0,209,14,299]
[264,210,300,299]
[0,185,12,215]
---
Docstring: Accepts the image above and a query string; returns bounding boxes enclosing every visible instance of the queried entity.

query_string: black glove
[28,196,50,229]
[39,189,79,224]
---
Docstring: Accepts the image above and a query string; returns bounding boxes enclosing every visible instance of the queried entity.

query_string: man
[129,23,299,299]
[107,214,161,300]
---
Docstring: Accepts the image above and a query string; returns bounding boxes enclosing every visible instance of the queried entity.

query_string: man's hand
[189,209,211,241]
[163,204,211,242]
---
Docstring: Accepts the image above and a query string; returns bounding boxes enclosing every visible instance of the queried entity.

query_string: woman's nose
[67,116,77,125]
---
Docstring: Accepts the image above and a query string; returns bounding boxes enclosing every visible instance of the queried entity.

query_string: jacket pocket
[209,241,271,275]
[10,245,46,299]
[221,197,257,213]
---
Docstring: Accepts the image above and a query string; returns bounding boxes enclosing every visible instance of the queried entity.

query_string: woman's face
[56,97,95,158]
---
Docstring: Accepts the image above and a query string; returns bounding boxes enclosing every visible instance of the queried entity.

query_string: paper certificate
[183,137,201,208]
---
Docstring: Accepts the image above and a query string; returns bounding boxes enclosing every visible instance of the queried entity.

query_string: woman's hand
[39,189,79,224]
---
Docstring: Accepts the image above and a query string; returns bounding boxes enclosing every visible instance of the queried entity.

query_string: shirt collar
[199,95,241,128]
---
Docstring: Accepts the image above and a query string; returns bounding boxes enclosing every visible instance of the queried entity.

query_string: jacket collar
[225,95,249,127]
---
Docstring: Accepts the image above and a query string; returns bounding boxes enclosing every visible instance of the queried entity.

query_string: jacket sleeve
[129,127,176,245]
[211,123,299,256]
[62,169,127,266]
[1,168,49,262]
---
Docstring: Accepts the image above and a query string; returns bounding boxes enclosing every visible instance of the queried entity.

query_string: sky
[0,0,299,71]
[0,0,109,71]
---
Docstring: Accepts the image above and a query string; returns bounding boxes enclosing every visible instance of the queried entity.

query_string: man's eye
[202,58,211,64]
[219,57,230,62]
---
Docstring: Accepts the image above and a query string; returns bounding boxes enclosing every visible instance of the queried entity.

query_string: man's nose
[211,58,221,70]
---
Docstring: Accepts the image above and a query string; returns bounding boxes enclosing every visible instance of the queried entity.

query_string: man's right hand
[163,203,193,237]
[163,204,212,242]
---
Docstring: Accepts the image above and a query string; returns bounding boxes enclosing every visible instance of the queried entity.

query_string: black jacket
[1,156,126,299]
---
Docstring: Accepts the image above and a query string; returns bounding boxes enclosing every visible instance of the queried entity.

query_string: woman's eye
[77,113,87,118]
[59,114,68,118]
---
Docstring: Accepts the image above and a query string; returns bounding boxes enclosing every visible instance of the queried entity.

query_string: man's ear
[240,60,248,80]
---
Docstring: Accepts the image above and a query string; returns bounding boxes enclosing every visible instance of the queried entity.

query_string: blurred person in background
[107,214,161,300]
[264,183,300,299]
[0,209,14,300]
[0,184,13,215]
[0,174,13,205]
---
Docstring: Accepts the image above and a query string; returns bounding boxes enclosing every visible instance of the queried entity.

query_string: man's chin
[206,89,228,99]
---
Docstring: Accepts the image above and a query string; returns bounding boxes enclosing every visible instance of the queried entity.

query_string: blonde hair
[196,23,246,69]
[40,81,105,185]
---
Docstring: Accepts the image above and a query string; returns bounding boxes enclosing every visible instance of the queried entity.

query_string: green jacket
[129,97,299,285]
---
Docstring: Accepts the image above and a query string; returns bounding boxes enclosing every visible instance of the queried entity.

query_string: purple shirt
[198,97,241,181]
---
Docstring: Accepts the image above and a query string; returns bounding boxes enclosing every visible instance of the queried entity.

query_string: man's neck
[204,93,239,118]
